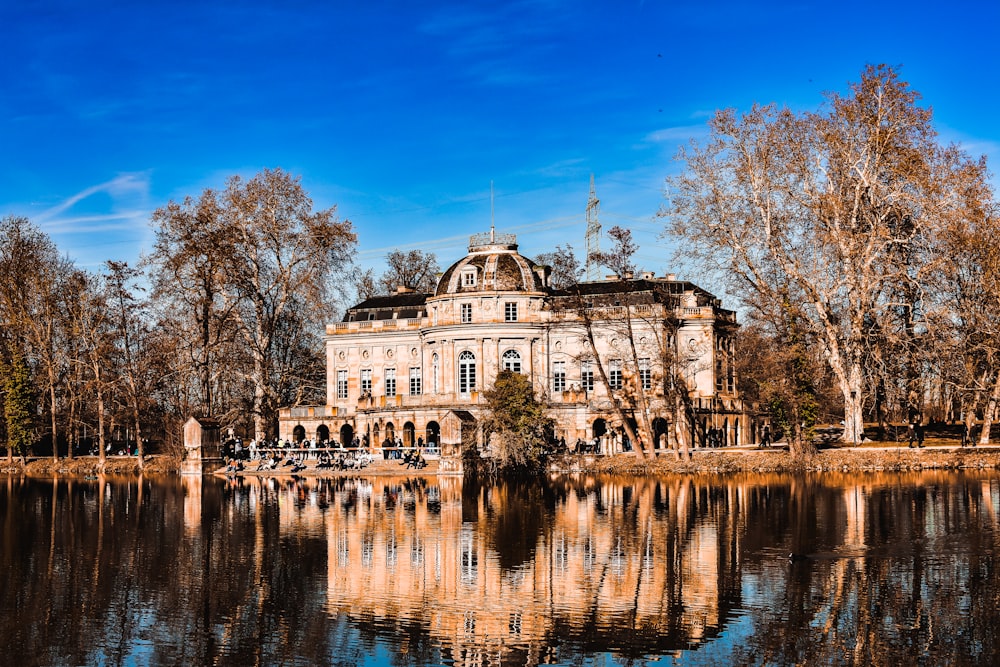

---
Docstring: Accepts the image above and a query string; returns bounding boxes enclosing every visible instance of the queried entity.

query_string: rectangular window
[409,367,422,395]
[581,361,594,392]
[461,303,472,323]
[553,361,566,393]
[336,370,348,399]
[639,358,651,390]
[462,270,476,287]
[505,302,517,322]
[361,368,372,395]
[385,368,396,397]
[609,359,622,390]
[459,354,476,394]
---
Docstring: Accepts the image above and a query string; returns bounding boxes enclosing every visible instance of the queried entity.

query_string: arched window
[501,349,522,373]
[432,353,440,394]
[459,351,476,394]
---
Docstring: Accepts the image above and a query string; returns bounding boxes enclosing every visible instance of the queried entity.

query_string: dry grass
[548,444,1000,475]
[5,445,1000,478]
[2,455,181,477]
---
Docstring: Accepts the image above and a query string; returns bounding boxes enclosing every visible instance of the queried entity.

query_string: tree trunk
[97,382,106,470]
[841,362,864,445]
[978,374,1000,446]
[672,391,692,460]
[133,406,145,471]
[49,375,58,461]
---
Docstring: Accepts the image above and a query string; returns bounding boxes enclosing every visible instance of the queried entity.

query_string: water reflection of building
[209,473,1000,665]
[230,475,757,661]
[279,229,750,458]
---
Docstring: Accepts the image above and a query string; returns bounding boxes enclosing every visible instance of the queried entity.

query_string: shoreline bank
[6,445,1000,477]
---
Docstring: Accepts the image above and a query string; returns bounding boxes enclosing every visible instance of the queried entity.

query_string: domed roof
[435,230,545,296]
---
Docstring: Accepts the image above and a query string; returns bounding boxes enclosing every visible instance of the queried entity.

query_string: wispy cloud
[35,173,150,224]
[643,125,707,144]
[28,172,153,269]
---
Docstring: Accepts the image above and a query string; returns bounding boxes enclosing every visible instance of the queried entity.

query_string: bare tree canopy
[535,244,582,290]
[377,249,440,294]
[664,65,992,444]
[148,169,357,440]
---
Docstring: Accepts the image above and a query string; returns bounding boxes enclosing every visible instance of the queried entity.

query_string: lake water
[3,471,1000,666]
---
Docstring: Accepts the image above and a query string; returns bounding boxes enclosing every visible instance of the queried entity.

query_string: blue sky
[2,0,998,278]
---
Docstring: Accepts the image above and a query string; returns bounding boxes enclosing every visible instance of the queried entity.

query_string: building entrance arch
[403,422,415,447]
[652,417,669,449]
[425,421,440,447]
[292,425,306,443]
[316,424,330,443]
[339,424,354,446]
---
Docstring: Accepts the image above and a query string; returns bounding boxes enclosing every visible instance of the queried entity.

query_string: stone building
[278,229,751,457]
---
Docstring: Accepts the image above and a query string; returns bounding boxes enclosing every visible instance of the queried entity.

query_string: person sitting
[407,451,425,469]
[316,451,332,469]
[256,453,279,471]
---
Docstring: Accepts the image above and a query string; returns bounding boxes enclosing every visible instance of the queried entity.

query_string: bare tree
[148,170,356,441]
[535,244,582,290]
[664,65,988,444]
[105,261,152,468]
[377,249,440,294]
[0,216,72,459]
[148,191,235,418]
[929,184,1000,444]
[351,267,379,302]
[549,229,699,460]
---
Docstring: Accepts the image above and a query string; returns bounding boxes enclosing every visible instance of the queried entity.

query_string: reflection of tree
[5,474,1000,664]
[480,479,552,571]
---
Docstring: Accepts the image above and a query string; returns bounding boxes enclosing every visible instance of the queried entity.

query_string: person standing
[760,424,771,448]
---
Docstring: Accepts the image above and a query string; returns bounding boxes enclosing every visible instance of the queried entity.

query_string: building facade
[278,230,752,458]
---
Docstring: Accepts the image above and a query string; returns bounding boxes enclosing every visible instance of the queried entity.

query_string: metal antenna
[585,174,601,281]
[490,180,495,242]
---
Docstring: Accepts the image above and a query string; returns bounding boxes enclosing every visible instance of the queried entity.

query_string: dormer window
[462,269,477,287]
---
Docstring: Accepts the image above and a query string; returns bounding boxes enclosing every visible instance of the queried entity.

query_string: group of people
[217,433,439,474]
[907,421,926,448]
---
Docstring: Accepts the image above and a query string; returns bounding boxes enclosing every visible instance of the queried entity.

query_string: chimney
[666,273,677,281]
[533,264,551,288]
[396,285,414,294]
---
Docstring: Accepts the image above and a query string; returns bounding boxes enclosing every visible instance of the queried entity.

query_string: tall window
[609,359,622,390]
[553,361,566,393]
[459,351,476,394]
[639,358,651,390]
[385,368,396,397]
[462,270,476,287]
[432,353,440,393]
[361,368,372,395]
[461,303,472,323]
[504,302,518,322]
[409,367,422,395]
[581,361,594,392]
[336,370,348,399]
[501,349,522,373]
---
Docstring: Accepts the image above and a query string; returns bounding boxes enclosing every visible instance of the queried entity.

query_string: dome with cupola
[434,229,549,296]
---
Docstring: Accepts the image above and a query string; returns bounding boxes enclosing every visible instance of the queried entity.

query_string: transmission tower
[584,174,601,281]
